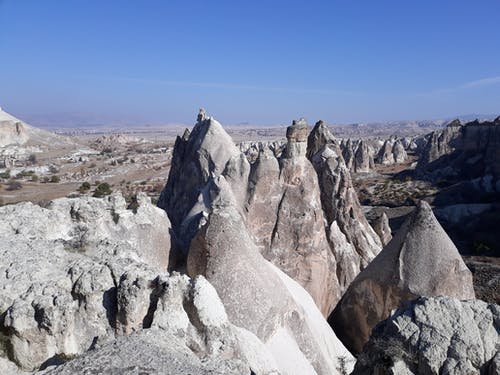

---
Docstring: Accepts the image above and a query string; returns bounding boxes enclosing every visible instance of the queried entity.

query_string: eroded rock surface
[0,193,172,371]
[330,201,475,353]
[307,121,382,293]
[353,297,499,375]
[160,113,342,316]
[187,179,354,374]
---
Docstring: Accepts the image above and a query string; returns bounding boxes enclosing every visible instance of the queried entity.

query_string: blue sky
[0,0,499,126]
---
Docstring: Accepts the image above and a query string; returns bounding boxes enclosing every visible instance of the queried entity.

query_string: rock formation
[372,212,392,246]
[330,200,475,353]
[353,297,499,375]
[42,271,281,374]
[0,108,72,148]
[159,112,340,316]
[0,193,172,370]
[262,118,340,315]
[157,109,241,259]
[376,140,395,165]
[416,117,500,189]
[392,139,407,163]
[186,178,354,374]
[353,140,374,173]
[342,138,355,170]
[307,121,382,293]
[157,111,355,374]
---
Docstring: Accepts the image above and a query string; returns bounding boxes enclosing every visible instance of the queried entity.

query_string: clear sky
[0,0,499,126]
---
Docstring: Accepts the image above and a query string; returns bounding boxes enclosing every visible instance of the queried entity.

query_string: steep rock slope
[330,201,475,353]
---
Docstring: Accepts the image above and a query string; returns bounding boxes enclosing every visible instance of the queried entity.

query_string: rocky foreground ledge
[0,110,498,375]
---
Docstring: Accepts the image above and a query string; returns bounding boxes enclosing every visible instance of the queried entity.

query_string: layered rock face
[307,121,382,293]
[353,297,499,375]
[330,201,475,353]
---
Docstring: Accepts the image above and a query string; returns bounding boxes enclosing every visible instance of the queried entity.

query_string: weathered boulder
[330,201,475,353]
[353,297,499,375]
[42,273,280,375]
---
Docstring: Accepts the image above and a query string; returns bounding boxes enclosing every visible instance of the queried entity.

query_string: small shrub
[50,175,61,183]
[49,165,59,174]
[0,170,11,179]
[6,180,22,191]
[28,154,37,164]
[93,183,112,197]
[31,174,39,182]
[78,182,91,193]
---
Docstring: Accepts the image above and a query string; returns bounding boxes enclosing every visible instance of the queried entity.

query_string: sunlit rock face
[329,201,475,354]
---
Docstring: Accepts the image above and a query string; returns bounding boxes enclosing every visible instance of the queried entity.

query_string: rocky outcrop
[376,140,395,165]
[416,117,500,190]
[330,201,475,353]
[392,139,407,163]
[159,113,341,316]
[342,138,355,170]
[307,121,382,293]
[353,140,374,173]
[353,297,499,375]
[372,212,392,246]
[157,109,241,261]
[187,179,354,374]
[0,108,73,149]
[264,119,340,315]
[42,272,281,375]
[0,193,172,371]
[156,112,355,373]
